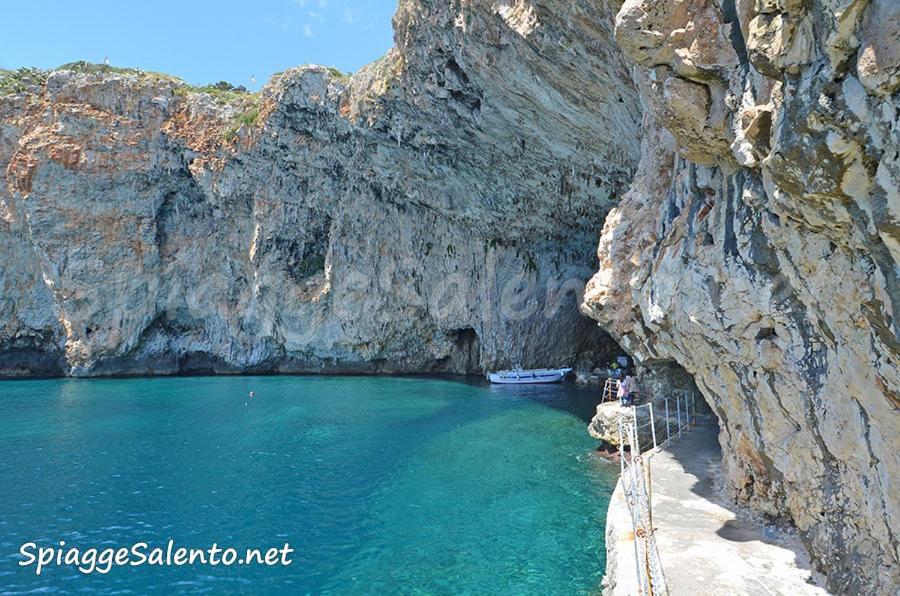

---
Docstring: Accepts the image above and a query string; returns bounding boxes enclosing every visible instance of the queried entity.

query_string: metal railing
[632,403,657,454]
[659,389,698,447]
[601,378,619,403]
[613,389,701,456]
[618,417,668,595]
[602,377,646,405]
[613,388,702,595]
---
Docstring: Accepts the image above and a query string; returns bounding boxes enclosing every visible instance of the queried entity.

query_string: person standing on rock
[617,375,632,406]
[624,372,637,403]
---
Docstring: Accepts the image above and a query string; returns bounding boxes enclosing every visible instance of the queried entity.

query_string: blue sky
[1,1,398,90]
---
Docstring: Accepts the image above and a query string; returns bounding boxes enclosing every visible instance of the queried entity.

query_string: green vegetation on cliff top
[0,67,49,96]
[2,61,352,99]
[1,61,353,140]
[224,106,261,141]
[0,61,258,103]
[0,62,262,141]
[172,80,258,106]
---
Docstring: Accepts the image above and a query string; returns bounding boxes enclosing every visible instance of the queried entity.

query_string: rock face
[583,0,899,593]
[0,1,640,376]
[587,402,660,450]
[588,402,632,445]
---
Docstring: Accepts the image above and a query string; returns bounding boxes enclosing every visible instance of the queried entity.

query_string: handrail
[611,389,702,595]
[618,416,668,595]
[602,378,619,403]
[631,403,656,454]
[659,390,698,447]
[602,385,700,455]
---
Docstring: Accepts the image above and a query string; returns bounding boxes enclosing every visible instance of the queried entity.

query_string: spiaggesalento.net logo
[19,540,294,575]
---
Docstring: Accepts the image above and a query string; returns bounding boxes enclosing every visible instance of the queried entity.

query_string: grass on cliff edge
[171,80,262,140]
[1,62,261,139]
[56,60,183,83]
[224,107,260,141]
[0,62,257,105]
[0,61,188,96]
[0,67,49,96]
[173,80,257,105]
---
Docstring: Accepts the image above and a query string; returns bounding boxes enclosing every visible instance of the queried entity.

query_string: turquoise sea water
[0,376,616,594]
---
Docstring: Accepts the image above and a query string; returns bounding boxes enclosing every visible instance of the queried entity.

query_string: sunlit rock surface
[0,1,640,376]
[582,0,899,592]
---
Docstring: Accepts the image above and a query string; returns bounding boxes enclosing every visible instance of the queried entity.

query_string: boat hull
[487,368,571,384]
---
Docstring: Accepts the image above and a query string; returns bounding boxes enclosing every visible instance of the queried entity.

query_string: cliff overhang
[582,0,899,593]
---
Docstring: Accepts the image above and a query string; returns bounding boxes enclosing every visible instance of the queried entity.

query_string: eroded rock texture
[582,0,899,592]
[0,1,639,376]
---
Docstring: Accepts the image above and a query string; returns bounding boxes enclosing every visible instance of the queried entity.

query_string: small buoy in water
[249,391,255,399]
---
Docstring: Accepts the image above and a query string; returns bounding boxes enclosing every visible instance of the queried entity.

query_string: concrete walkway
[604,418,830,595]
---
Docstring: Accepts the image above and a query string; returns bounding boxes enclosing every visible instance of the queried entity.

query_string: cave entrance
[635,359,709,413]
[586,354,720,453]
[437,327,480,374]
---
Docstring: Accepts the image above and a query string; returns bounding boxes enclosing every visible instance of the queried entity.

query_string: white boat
[487,366,572,384]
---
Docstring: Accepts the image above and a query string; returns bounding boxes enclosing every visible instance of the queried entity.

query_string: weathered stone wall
[635,360,701,407]
[582,1,899,593]
[0,0,640,376]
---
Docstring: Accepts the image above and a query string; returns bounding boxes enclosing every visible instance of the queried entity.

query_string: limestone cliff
[582,0,899,592]
[0,1,639,376]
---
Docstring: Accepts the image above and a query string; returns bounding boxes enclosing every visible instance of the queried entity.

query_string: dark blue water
[0,376,616,594]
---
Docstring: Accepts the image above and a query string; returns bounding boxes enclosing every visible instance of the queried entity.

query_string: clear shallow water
[0,376,616,594]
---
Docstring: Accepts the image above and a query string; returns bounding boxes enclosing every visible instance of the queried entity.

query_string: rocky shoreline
[581,1,899,592]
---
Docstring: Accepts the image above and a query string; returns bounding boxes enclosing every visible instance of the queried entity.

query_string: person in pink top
[618,371,636,406]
